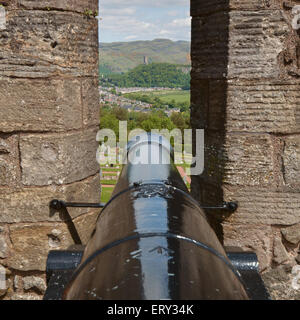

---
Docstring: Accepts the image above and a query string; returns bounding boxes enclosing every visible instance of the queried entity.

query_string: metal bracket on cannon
[49,199,106,210]
[49,194,238,247]
[200,201,238,212]
[49,200,106,246]
[50,199,238,213]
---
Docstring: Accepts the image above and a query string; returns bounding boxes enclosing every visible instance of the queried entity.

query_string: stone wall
[0,0,100,299]
[191,0,300,299]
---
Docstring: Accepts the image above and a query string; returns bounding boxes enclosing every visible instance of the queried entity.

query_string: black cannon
[44,133,270,300]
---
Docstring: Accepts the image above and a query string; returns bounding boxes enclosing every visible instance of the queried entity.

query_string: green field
[101,167,120,173]
[150,90,190,104]
[101,179,117,185]
[100,164,120,203]
[124,90,190,105]
[101,187,114,203]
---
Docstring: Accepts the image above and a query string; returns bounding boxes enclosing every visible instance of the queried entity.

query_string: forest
[103,63,191,89]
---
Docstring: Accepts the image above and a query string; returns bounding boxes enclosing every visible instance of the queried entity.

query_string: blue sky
[98,0,191,43]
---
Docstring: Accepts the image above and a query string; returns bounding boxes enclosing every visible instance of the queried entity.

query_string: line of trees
[100,105,190,140]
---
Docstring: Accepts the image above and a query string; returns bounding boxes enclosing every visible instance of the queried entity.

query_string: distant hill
[99,39,191,75]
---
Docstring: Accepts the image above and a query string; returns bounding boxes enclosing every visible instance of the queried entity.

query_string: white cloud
[98,0,190,42]
[101,16,153,32]
[167,10,179,17]
[125,35,138,40]
[158,29,172,35]
[101,7,136,16]
[100,0,188,9]
[168,18,191,28]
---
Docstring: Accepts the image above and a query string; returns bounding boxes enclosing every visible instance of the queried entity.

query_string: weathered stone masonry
[191,0,300,299]
[0,0,100,299]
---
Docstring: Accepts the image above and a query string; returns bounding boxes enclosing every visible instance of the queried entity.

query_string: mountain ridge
[99,38,191,75]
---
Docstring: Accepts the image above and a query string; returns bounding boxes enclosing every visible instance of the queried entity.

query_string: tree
[112,106,128,121]
[106,63,190,89]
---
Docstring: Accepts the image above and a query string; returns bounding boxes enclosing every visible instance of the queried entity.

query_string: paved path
[176,166,191,184]
[102,171,119,174]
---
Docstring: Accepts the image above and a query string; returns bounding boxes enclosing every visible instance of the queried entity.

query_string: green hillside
[99,39,191,75]
[105,63,190,89]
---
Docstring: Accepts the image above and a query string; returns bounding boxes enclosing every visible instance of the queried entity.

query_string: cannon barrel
[44,133,270,300]
[61,133,251,300]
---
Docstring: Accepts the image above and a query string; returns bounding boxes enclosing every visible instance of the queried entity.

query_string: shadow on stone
[190,0,230,243]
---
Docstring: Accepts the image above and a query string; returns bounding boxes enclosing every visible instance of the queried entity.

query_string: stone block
[282,135,300,189]
[191,0,281,16]
[20,128,99,186]
[19,0,98,13]
[202,133,275,186]
[0,134,19,186]
[191,13,229,80]
[192,10,289,79]
[223,223,273,271]
[191,0,230,16]
[190,79,209,129]
[207,80,227,132]
[194,80,300,133]
[0,227,8,259]
[273,237,290,265]
[23,276,46,293]
[0,174,100,223]
[10,293,41,300]
[7,223,73,271]
[262,265,300,300]
[0,79,82,132]
[82,77,100,128]
[191,79,226,131]
[228,10,289,79]
[0,235,7,259]
[281,224,300,244]
[223,187,300,225]
[13,275,20,290]
[225,80,300,133]
[193,180,300,225]
[0,264,8,298]
[0,1,19,8]
[224,134,274,186]
[0,10,98,78]
[0,288,7,298]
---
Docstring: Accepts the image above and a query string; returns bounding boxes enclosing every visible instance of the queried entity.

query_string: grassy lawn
[151,90,190,104]
[101,187,114,203]
[100,163,120,202]
[101,167,121,173]
[101,179,117,185]
[124,90,190,105]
